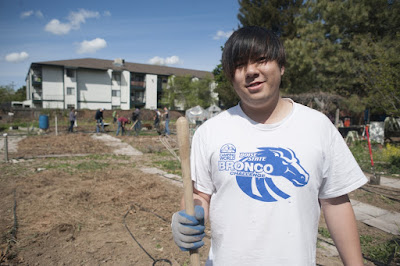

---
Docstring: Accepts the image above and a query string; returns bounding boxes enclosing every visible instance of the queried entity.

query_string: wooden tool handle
[176,117,200,266]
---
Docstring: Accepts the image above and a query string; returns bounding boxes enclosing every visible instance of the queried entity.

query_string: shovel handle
[176,117,200,266]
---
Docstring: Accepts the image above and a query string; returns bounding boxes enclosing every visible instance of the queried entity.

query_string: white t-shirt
[190,100,367,266]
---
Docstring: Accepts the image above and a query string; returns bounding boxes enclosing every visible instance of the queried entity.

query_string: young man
[95,108,105,133]
[154,109,161,135]
[171,26,367,265]
[163,107,170,135]
[68,108,76,133]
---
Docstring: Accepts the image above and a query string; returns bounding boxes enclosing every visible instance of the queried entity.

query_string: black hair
[222,26,286,83]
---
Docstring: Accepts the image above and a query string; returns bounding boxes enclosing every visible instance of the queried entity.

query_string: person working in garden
[116,115,130,136]
[171,26,367,265]
[68,108,76,133]
[163,106,170,135]
[95,108,105,133]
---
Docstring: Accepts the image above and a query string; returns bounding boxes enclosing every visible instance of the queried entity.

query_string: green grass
[154,159,181,176]
[76,161,108,171]
[360,236,400,264]
[319,228,400,264]
[318,227,331,238]
[349,141,400,176]
[44,160,109,173]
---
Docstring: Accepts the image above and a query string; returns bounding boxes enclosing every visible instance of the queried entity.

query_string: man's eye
[258,57,267,63]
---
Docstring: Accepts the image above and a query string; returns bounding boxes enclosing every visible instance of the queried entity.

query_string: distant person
[163,106,170,135]
[116,116,130,136]
[131,108,141,136]
[112,110,117,124]
[74,110,78,127]
[68,108,76,133]
[95,108,105,133]
[154,109,161,135]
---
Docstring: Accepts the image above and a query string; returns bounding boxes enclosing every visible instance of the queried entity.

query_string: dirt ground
[0,132,398,265]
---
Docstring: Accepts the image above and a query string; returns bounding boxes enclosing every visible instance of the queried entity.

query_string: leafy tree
[0,86,13,104]
[212,64,239,109]
[14,86,27,102]
[238,0,302,39]
[0,85,25,105]
[161,75,215,110]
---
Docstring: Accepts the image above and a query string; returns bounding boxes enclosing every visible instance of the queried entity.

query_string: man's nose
[245,62,259,78]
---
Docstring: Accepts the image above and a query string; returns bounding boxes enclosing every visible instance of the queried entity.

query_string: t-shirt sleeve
[319,123,368,199]
[190,127,214,195]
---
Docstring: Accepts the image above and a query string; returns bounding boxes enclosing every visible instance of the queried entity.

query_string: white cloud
[5,52,29,63]
[76,38,107,54]
[213,30,233,40]
[103,11,111,17]
[21,10,43,19]
[68,9,99,29]
[20,10,33,19]
[149,55,182,65]
[45,9,100,35]
[45,19,72,35]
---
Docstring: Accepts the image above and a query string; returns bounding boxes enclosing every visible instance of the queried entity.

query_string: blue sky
[0,0,240,90]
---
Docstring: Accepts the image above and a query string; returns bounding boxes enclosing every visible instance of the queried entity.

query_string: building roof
[31,58,213,78]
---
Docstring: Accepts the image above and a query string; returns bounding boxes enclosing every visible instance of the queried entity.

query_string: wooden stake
[176,117,200,266]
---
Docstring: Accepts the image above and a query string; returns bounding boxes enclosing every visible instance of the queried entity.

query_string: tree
[237,0,302,39]
[354,35,400,116]
[14,86,27,102]
[0,85,16,105]
[161,75,215,110]
[212,64,239,109]
[283,0,400,116]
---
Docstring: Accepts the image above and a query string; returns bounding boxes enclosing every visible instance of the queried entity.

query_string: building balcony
[32,75,42,86]
[131,101,145,107]
[131,81,145,89]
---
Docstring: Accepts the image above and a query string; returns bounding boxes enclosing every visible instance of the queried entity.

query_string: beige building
[25,58,212,110]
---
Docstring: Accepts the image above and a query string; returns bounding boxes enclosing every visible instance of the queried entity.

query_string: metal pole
[3,133,8,162]
[55,115,58,136]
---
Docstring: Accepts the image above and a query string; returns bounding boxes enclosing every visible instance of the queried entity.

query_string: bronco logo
[233,147,309,202]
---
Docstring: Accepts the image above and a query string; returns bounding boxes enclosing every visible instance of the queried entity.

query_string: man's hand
[171,205,205,251]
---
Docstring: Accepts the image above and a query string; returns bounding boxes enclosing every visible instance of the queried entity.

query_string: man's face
[232,59,284,111]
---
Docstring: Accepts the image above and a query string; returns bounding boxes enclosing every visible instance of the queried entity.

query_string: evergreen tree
[237,0,302,39]
[283,0,400,117]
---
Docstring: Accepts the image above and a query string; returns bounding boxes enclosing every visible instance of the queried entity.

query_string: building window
[134,91,145,103]
[67,87,75,95]
[132,74,145,82]
[67,104,75,109]
[66,69,75,78]
[112,90,120,97]
[112,73,121,82]
[131,73,145,88]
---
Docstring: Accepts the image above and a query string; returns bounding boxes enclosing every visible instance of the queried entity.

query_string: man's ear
[280,66,285,76]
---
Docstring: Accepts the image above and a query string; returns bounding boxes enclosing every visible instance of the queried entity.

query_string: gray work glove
[171,205,205,251]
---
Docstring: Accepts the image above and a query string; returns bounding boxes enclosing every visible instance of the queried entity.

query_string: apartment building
[25,58,212,110]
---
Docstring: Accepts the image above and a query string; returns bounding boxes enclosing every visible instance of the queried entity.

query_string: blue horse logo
[236,147,309,202]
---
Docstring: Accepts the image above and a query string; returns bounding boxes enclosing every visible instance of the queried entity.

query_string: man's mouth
[246,81,264,89]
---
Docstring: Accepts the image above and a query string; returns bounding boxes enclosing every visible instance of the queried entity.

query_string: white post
[55,116,58,136]
[3,133,8,162]
[335,108,340,128]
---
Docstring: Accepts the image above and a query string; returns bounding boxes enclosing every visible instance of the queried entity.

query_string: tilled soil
[0,132,397,265]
